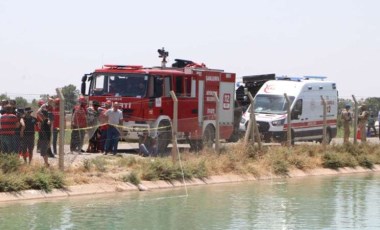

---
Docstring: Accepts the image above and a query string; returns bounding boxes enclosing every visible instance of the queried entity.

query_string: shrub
[357,155,374,169]
[0,173,26,192]
[0,154,21,174]
[122,171,141,185]
[272,160,289,175]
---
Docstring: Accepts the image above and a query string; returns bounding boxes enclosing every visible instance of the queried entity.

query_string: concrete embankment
[1,165,379,203]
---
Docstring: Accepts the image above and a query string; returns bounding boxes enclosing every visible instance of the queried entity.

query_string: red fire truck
[80,50,237,153]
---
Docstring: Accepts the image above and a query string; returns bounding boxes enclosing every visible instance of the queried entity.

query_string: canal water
[1,173,380,230]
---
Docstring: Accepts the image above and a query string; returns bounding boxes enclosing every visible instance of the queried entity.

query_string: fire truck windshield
[90,74,148,97]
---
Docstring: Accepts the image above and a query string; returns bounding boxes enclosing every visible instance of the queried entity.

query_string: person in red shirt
[0,105,20,154]
[70,96,87,153]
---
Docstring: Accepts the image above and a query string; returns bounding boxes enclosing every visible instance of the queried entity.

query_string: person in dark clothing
[20,107,38,164]
[39,110,51,167]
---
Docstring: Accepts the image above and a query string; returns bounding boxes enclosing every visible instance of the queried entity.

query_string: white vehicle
[239,76,338,143]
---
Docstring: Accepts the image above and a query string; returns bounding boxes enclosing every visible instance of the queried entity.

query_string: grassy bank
[1,141,380,192]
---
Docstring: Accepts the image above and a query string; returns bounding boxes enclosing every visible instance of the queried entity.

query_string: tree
[15,96,29,108]
[0,94,9,101]
[364,97,380,116]
[61,84,79,111]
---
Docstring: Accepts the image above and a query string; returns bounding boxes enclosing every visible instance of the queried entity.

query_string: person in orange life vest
[19,107,38,164]
[52,98,66,155]
[0,104,20,154]
[70,96,88,153]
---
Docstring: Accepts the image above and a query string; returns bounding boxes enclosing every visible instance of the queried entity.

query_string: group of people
[0,96,126,167]
[0,98,57,166]
[341,103,377,143]
[69,98,123,156]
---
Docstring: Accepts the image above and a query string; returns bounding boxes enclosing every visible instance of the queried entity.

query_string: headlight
[272,118,286,126]
[240,118,246,124]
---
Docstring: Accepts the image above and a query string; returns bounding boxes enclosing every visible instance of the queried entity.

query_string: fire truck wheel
[157,121,172,156]
[202,125,215,148]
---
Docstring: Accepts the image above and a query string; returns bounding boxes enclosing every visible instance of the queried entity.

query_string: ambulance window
[292,99,303,119]
[163,76,171,97]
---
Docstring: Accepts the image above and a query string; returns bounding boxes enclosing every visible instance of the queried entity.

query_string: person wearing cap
[0,104,20,154]
[37,98,55,157]
[104,102,123,155]
[19,107,38,164]
[358,104,370,142]
[70,96,88,153]
[341,104,352,144]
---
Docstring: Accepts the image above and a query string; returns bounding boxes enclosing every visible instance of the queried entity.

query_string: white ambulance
[239,76,338,143]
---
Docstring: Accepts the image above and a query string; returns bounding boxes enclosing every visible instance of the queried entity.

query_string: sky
[1,0,379,101]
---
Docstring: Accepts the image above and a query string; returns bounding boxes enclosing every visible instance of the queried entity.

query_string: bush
[122,171,141,185]
[272,160,289,175]
[357,155,374,169]
[0,173,26,192]
[0,154,22,174]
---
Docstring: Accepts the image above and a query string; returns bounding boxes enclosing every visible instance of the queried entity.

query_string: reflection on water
[0,173,380,230]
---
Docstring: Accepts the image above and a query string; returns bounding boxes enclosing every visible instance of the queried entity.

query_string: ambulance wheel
[157,121,171,156]
[202,125,215,149]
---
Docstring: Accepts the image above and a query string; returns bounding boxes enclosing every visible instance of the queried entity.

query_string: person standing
[367,113,376,137]
[104,102,123,155]
[86,100,101,152]
[358,104,370,142]
[19,107,38,164]
[98,100,112,153]
[341,104,352,144]
[70,96,87,153]
[37,98,55,157]
[378,110,380,140]
[39,110,52,167]
[0,105,20,154]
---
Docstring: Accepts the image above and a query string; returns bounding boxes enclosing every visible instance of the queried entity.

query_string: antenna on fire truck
[157,47,169,68]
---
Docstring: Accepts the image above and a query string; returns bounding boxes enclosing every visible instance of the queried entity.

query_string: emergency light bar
[103,65,143,70]
[276,76,327,81]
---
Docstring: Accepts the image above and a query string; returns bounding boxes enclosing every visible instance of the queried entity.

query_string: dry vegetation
[2,141,380,192]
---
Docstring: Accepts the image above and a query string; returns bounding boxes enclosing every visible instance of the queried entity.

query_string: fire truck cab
[81,58,236,153]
